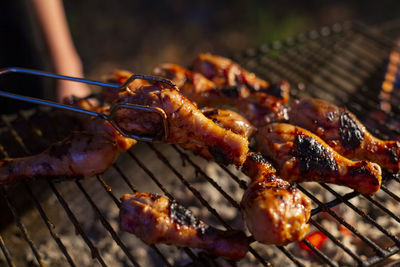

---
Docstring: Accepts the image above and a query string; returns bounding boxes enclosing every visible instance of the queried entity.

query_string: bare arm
[31,0,91,101]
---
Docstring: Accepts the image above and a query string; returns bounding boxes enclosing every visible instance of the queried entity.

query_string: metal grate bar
[240,23,400,139]
[236,23,344,62]
[0,123,32,267]
[23,182,76,267]
[146,144,259,265]
[1,21,400,266]
[2,115,70,267]
[291,34,385,98]
[1,189,45,267]
[300,239,337,267]
[98,166,201,266]
[310,190,359,216]
[217,163,248,190]
[131,144,270,265]
[94,173,177,267]
[321,184,400,245]
[362,194,400,224]
[303,33,400,137]
[298,185,386,256]
[391,175,400,184]
[148,144,271,265]
[246,29,365,88]
[291,35,367,88]
[147,143,234,230]
[169,145,241,209]
[246,246,271,266]
[75,180,140,267]
[95,175,121,207]
[0,115,32,154]
[156,146,295,266]
[363,245,400,266]
[126,149,223,265]
[0,115,48,267]
[282,34,379,84]
[2,112,112,266]
[308,218,363,264]
[0,144,9,158]
[278,41,391,132]
[284,45,394,138]
[127,150,174,199]
[277,246,305,267]
[38,117,183,267]
[24,111,150,266]
[0,235,15,267]
[17,110,47,142]
[352,21,395,47]
[111,163,139,193]
[253,42,376,107]
[380,184,400,203]
[258,25,389,95]
[49,182,107,267]
[170,143,325,266]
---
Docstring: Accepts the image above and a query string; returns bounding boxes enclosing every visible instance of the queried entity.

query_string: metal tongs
[0,67,176,142]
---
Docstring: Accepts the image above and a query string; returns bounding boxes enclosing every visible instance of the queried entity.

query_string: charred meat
[0,118,136,186]
[257,123,382,195]
[241,153,311,245]
[114,82,249,166]
[153,60,290,126]
[289,98,400,173]
[120,192,249,261]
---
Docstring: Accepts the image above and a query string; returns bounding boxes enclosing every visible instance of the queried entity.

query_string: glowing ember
[299,231,328,252]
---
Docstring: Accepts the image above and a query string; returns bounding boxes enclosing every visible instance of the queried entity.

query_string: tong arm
[0,67,172,142]
[0,67,120,89]
[0,90,108,120]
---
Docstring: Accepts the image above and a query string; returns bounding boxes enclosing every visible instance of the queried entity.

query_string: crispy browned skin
[153,59,289,126]
[153,64,217,107]
[289,98,400,173]
[240,153,311,245]
[257,123,382,195]
[102,69,151,103]
[114,83,249,166]
[202,108,255,138]
[192,53,278,94]
[0,119,136,186]
[192,53,290,125]
[200,109,310,245]
[120,192,248,261]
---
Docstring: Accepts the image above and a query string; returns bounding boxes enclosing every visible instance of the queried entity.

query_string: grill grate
[1,21,400,266]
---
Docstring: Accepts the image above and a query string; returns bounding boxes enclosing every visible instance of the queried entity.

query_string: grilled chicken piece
[289,98,400,173]
[114,83,249,166]
[0,119,136,186]
[202,108,255,138]
[102,69,151,103]
[153,64,217,107]
[192,53,290,126]
[153,61,290,126]
[257,123,382,195]
[240,153,311,245]
[192,53,288,99]
[200,109,311,245]
[120,192,249,261]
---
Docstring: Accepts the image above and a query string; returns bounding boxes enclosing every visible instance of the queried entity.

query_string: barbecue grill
[1,21,400,266]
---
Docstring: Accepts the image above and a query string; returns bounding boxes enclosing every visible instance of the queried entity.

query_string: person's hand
[55,61,91,101]
[32,0,91,102]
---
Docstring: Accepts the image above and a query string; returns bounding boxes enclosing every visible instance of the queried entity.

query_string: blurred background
[64,1,400,74]
[0,1,399,107]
